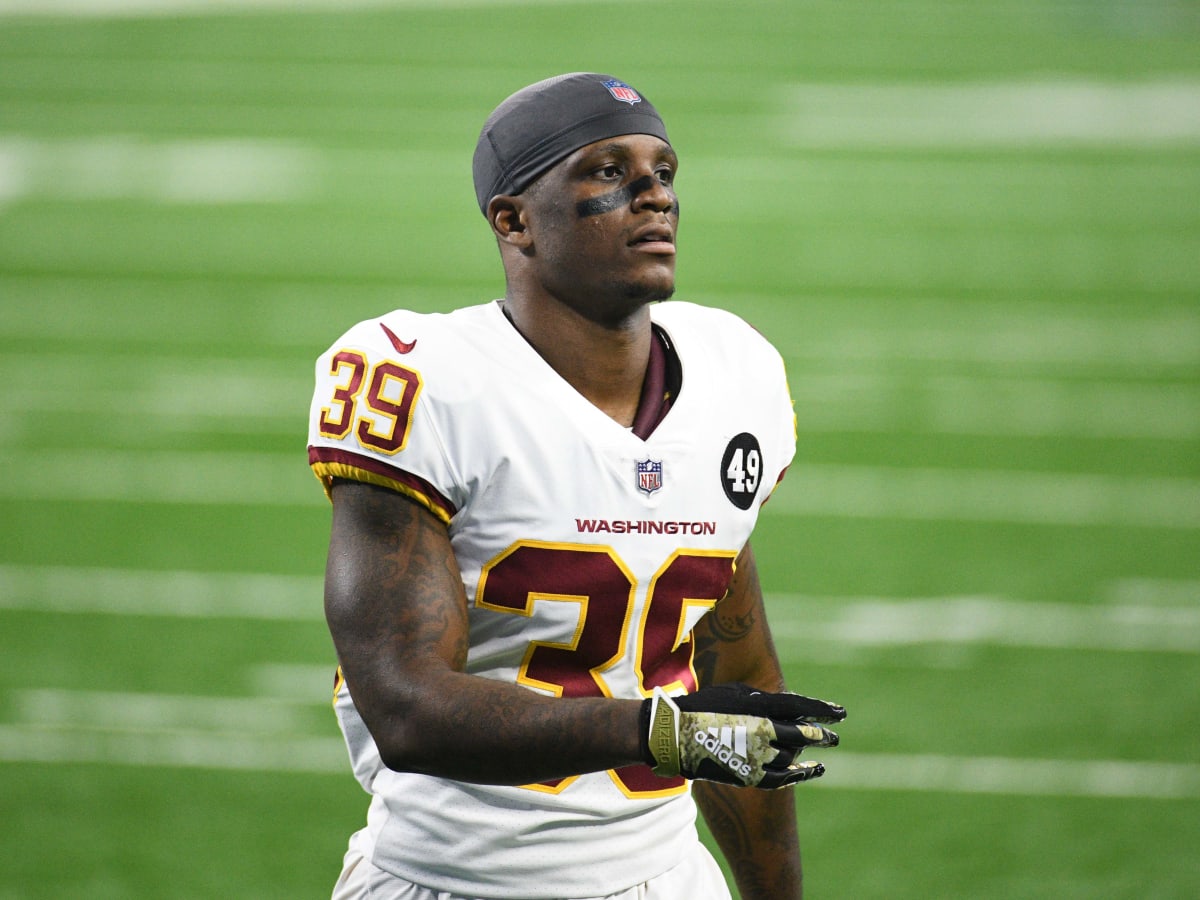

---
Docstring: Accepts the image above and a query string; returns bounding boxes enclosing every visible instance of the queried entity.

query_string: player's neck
[500,295,651,428]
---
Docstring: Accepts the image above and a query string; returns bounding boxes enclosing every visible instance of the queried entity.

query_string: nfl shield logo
[636,458,663,495]
[603,79,642,105]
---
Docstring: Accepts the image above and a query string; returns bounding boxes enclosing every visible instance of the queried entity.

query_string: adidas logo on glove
[691,725,753,780]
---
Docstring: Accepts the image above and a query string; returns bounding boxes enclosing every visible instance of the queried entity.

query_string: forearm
[695,781,802,900]
[342,659,645,783]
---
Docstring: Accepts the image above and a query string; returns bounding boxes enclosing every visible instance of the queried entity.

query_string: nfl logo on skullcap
[603,79,642,105]
[636,458,664,495]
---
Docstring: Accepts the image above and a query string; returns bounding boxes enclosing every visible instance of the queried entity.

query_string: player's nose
[631,176,676,215]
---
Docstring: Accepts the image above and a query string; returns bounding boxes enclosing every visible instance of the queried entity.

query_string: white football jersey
[307,299,796,898]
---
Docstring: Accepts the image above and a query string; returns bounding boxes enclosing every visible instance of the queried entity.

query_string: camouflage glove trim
[641,683,845,789]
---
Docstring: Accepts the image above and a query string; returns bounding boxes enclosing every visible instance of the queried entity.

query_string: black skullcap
[472,72,670,215]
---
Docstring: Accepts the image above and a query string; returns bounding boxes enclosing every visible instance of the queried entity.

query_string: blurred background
[1,1,1198,897]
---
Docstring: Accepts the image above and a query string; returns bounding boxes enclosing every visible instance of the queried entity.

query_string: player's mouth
[628,224,676,255]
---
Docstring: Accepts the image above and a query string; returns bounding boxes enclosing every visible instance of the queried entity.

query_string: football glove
[641,683,845,789]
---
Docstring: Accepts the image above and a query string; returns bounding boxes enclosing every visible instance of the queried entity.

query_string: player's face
[523,134,679,324]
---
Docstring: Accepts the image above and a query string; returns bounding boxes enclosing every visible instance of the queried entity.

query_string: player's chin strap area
[639,683,845,790]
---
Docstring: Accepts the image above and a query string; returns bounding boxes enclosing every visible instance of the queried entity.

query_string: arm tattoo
[691,604,757,687]
[328,480,469,673]
[709,606,757,642]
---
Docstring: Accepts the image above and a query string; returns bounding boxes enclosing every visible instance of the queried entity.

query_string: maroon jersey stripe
[308,445,457,523]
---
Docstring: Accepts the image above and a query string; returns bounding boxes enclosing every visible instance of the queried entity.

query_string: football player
[308,72,845,900]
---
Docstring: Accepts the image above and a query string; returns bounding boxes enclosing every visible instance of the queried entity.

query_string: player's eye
[597,164,622,179]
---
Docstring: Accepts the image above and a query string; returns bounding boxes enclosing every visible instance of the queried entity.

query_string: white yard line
[5,351,1198,441]
[15,688,318,733]
[0,714,1194,799]
[0,724,347,773]
[1107,578,1200,607]
[5,565,1199,655]
[0,565,323,619]
[251,663,338,701]
[790,373,1200,441]
[0,449,321,505]
[0,686,344,771]
[777,314,1200,373]
[782,80,1200,147]
[764,594,1200,654]
[1,448,1197,527]
[829,752,1200,800]
[5,351,1197,442]
[770,464,1200,530]
[4,298,1192,372]
[0,0,594,15]
[0,352,306,441]
[0,136,316,206]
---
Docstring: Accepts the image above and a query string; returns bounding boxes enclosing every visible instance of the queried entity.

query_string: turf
[1,2,1197,898]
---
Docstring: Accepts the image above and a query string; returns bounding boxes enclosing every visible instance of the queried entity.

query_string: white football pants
[331,839,733,900]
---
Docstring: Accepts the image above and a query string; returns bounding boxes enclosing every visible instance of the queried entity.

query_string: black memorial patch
[720,432,763,510]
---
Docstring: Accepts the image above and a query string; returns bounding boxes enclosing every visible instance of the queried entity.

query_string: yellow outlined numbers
[477,541,736,799]
[318,350,422,455]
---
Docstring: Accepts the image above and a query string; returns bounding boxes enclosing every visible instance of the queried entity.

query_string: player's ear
[488,195,532,249]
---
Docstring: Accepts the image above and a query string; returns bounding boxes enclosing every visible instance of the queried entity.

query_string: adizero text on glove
[640,683,845,789]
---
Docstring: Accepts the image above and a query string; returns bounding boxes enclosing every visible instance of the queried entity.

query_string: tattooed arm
[324,479,644,784]
[690,542,804,900]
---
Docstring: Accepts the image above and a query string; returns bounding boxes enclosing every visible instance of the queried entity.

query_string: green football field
[1,1,1198,897]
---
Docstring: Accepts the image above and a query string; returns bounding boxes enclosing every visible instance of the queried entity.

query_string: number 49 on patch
[721,432,762,510]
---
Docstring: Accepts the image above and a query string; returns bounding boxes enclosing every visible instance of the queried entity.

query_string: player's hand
[641,683,845,789]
